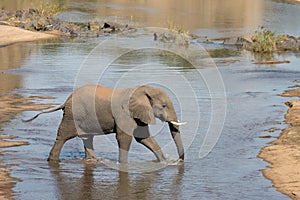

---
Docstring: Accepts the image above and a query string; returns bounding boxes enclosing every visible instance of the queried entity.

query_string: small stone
[265,127,281,132]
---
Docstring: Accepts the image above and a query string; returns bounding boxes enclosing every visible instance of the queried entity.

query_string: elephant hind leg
[48,136,72,162]
[48,118,77,162]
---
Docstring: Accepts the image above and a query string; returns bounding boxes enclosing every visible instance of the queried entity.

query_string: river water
[1,0,300,199]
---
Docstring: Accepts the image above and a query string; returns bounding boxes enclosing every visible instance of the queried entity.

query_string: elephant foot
[167,158,184,166]
[47,157,60,163]
[158,159,168,166]
[84,157,98,163]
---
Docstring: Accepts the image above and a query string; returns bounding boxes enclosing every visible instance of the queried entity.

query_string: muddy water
[1,0,300,199]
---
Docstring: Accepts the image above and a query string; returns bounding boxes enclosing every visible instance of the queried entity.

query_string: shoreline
[259,88,300,199]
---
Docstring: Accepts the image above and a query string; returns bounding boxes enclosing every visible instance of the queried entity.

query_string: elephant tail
[22,104,65,122]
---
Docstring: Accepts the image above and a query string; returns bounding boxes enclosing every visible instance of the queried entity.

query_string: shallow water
[1,0,300,199]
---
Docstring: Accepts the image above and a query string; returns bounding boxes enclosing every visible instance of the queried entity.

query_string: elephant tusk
[170,121,187,126]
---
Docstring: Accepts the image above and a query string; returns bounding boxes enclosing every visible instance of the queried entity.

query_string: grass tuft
[166,20,190,46]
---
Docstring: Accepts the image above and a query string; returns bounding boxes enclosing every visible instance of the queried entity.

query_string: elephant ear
[129,87,155,125]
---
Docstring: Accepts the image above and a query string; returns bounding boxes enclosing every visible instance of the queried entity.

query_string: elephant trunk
[168,122,184,160]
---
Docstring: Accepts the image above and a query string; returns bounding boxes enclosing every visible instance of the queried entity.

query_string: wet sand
[0,94,54,199]
[259,88,300,199]
[0,24,57,47]
[0,153,21,200]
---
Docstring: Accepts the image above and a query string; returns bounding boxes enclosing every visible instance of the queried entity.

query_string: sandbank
[259,88,300,199]
[0,24,57,47]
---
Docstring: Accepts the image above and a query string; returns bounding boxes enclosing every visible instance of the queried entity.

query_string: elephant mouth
[157,115,165,122]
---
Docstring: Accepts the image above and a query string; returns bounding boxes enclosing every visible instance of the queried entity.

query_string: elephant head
[129,86,185,160]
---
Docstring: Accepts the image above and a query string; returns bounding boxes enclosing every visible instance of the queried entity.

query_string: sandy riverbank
[259,88,300,199]
[0,24,57,47]
[0,18,58,199]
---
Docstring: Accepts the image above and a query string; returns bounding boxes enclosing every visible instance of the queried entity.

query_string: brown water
[1,0,300,199]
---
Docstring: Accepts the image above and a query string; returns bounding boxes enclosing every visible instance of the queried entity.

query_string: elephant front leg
[136,136,166,162]
[81,135,97,161]
[134,126,166,162]
[116,129,133,163]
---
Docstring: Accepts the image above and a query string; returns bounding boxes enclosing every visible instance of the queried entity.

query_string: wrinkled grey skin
[24,84,184,163]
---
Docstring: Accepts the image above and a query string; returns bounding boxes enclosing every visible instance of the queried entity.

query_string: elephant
[24,84,185,163]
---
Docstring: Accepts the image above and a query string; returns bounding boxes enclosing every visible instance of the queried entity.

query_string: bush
[251,27,278,53]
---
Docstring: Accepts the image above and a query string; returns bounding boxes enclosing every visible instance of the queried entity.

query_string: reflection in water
[0,73,21,93]
[0,44,33,92]
[0,0,64,11]
[0,44,32,70]
[1,0,263,30]
[67,0,264,30]
[2,0,300,36]
[49,162,184,200]
[207,48,240,58]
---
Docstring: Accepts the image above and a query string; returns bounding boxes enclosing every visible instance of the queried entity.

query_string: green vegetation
[250,26,279,53]
[36,1,65,18]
